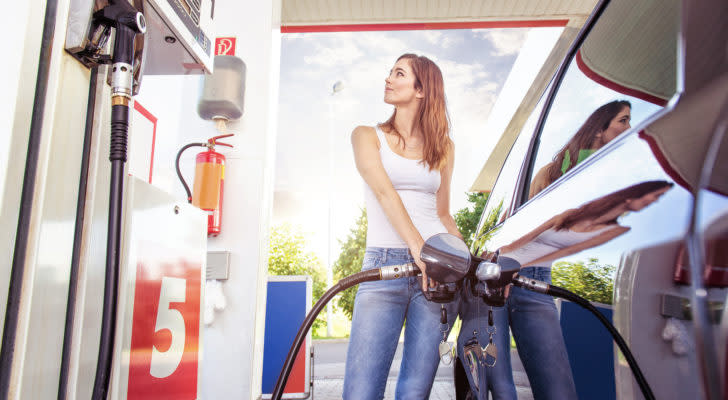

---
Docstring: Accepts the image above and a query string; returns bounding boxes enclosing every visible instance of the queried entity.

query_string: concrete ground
[311,339,533,400]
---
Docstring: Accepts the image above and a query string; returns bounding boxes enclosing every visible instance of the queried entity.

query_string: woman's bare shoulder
[351,126,378,146]
[352,125,376,135]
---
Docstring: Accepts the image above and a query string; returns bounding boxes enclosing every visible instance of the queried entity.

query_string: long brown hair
[556,180,672,230]
[379,53,452,171]
[545,100,631,183]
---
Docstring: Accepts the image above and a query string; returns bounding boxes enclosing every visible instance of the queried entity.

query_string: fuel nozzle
[94,0,146,100]
[475,255,520,288]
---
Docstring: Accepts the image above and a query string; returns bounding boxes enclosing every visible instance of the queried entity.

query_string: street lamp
[326,80,343,337]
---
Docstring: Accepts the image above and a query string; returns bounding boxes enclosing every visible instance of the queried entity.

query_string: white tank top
[364,126,447,248]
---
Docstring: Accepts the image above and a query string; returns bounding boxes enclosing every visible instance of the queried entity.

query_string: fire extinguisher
[176,133,233,236]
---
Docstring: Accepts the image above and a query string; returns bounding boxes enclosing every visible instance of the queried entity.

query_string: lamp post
[326,80,344,337]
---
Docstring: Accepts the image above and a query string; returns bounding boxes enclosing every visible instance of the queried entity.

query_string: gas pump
[55,0,217,399]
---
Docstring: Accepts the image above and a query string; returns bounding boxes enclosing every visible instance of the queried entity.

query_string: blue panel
[560,301,616,400]
[261,280,308,394]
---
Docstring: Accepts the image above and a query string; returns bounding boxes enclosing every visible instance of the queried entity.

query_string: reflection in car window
[471,89,551,255]
[526,0,678,200]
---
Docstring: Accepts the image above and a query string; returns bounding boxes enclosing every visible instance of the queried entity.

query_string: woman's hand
[410,245,434,292]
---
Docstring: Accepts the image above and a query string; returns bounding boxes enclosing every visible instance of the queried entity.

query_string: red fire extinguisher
[176,133,233,236]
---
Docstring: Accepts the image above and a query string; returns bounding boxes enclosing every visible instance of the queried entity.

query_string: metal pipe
[684,96,728,400]
[58,66,99,400]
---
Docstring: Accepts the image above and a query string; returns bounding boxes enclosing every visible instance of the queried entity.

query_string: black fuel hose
[271,264,419,400]
[92,103,129,400]
[89,3,145,399]
[175,143,207,203]
[512,276,655,400]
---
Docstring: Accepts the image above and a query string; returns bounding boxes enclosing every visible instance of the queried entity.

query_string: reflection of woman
[529,100,632,198]
[458,180,672,400]
[506,180,673,266]
[344,54,462,399]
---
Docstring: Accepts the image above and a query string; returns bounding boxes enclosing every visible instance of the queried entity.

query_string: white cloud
[282,33,309,40]
[474,28,529,56]
[419,31,461,48]
[303,41,365,67]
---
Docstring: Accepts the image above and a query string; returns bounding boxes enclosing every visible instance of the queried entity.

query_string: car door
[469,0,728,398]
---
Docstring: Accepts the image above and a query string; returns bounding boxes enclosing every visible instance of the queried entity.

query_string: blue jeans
[343,247,460,400]
[457,267,577,400]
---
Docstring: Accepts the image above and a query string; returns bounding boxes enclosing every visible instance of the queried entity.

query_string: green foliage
[551,258,615,304]
[268,223,327,331]
[470,198,503,254]
[454,192,489,248]
[332,208,368,320]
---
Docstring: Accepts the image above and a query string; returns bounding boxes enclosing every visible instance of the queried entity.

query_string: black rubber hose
[271,268,382,400]
[92,104,129,400]
[58,66,99,400]
[546,284,655,400]
[175,143,206,203]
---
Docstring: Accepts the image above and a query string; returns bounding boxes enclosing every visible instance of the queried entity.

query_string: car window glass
[471,87,551,254]
[525,0,679,201]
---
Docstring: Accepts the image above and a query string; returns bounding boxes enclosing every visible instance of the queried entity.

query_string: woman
[343,53,462,399]
[529,100,632,198]
[503,180,674,266]
[458,180,672,400]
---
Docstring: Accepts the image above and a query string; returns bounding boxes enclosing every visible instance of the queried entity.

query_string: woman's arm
[436,141,463,240]
[529,163,552,199]
[351,126,429,285]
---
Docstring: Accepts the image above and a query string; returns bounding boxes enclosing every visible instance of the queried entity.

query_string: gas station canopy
[280,0,597,29]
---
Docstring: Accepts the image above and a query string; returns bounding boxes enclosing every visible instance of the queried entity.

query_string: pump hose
[92,104,129,400]
[271,264,420,400]
[175,143,206,203]
[513,276,655,400]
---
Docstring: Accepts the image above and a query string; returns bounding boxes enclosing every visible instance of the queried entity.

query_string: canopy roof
[280,0,597,30]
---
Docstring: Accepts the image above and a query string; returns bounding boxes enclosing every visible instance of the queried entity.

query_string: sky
[272,28,538,265]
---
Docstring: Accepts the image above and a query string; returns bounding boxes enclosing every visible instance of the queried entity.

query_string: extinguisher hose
[175,143,207,203]
[271,264,420,400]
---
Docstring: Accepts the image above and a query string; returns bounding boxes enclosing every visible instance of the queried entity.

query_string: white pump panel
[143,0,216,74]
[65,0,215,74]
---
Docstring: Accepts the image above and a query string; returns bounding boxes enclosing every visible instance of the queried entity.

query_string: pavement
[311,339,533,400]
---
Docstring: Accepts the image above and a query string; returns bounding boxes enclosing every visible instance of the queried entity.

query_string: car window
[471,87,551,255]
[523,0,679,202]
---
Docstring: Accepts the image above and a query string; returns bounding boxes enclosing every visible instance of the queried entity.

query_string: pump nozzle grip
[475,255,521,288]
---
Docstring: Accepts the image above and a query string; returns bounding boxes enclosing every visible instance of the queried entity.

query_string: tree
[468,197,504,255]
[332,208,367,320]
[551,258,615,304]
[268,223,328,331]
[454,192,489,248]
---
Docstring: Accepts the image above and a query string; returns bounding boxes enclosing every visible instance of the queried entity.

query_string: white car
[455,0,728,398]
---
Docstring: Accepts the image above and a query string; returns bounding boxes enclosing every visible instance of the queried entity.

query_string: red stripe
[638,130,692,191]
[281,19,569,33]
[575,50,668,106]
[133,101,158,184]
